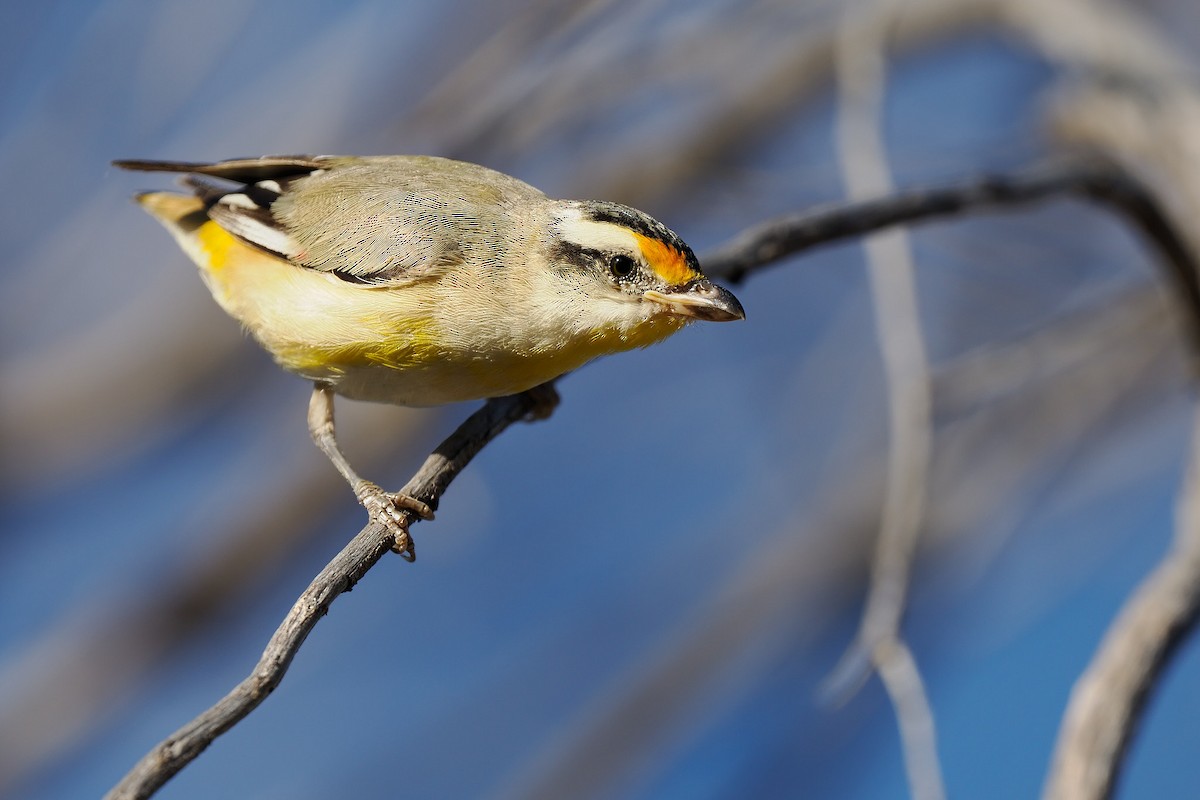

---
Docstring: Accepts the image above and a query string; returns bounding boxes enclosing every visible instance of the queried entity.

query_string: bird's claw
[354,482,433,561]
[523,382,560,421]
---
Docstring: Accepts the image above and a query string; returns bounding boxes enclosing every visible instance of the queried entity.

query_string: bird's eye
[609,254,637,279]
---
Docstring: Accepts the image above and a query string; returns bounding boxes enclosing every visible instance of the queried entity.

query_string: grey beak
[643,280,745,322]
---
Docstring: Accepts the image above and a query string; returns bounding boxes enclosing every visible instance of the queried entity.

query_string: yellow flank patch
[196,221,236,274]
[276,309,440,374]
[633,232,698,287]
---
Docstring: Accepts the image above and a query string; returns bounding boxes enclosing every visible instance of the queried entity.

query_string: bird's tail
[133,191,206,232]
[113,156,323,184]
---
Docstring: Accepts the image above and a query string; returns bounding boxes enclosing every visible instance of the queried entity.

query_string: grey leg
[307,383,433,556]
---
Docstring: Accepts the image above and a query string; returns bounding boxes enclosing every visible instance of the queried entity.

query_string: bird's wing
[114,156,484,286]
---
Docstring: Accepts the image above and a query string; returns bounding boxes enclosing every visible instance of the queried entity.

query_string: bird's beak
[643,279,745,322]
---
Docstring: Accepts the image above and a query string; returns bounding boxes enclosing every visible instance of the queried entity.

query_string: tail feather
[180,175,237,206]
[134,192,207,233]
[113,156,324,184]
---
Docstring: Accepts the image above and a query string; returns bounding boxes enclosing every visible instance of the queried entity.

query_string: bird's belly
[323,356,565,406]
[267,300,677,406]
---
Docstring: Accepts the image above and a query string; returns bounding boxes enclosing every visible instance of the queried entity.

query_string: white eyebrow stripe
[556,215,641,253]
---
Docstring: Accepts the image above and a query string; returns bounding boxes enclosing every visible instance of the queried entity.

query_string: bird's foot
[354,481,434,562]
[523,382,560,421]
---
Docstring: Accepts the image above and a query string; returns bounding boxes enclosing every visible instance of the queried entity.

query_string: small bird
[115,155,744,554]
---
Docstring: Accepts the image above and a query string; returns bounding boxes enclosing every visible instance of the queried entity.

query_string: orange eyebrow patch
[633,232,699,287]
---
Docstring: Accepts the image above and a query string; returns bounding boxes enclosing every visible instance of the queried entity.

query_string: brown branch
[702,158,1200,359]
[1043,408,1200,800]
[104,390,546,800]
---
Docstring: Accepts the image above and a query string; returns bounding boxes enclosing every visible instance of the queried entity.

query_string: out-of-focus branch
[702,158,1200,358]
[1028,3,1200,797]
[104,390,548,800]
[499,280,1180,800]
[1043,404,1200,800]
[875,639,943,800]
[828,5,943,798]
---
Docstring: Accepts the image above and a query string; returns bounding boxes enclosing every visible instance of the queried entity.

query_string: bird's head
[544,200,744,347]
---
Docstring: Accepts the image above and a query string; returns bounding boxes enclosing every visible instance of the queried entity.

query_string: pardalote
[116,155,744,555]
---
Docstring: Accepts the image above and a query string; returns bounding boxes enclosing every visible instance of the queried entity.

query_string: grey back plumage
[116,154,552,286]
[273,156,550,284]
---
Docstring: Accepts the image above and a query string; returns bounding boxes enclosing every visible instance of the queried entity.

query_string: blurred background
[3,0,1199,798]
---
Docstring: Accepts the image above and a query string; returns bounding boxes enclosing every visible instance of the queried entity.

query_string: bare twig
[104,390,547,800]
[1043,403,1200,800]
[1029,5,1200,796]
[702,158,1200,357]
[829,5,943,798]
[876,638,944,800]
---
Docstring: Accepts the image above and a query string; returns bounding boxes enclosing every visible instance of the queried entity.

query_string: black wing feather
[113,156,324,184]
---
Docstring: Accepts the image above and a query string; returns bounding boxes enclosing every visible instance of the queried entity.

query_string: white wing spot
[219,193,258,210]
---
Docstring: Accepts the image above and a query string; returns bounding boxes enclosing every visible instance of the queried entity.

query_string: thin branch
[702,157,1200,359]
[1035,1,1200,795]
[830,5,944,798]
[1043,402,1200,800]
[876,638,944,800]
[104,390,546,800]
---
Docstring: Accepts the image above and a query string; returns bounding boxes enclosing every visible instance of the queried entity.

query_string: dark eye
[609,254,637,279]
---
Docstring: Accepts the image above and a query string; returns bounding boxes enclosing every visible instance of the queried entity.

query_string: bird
[115,154,744,557]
